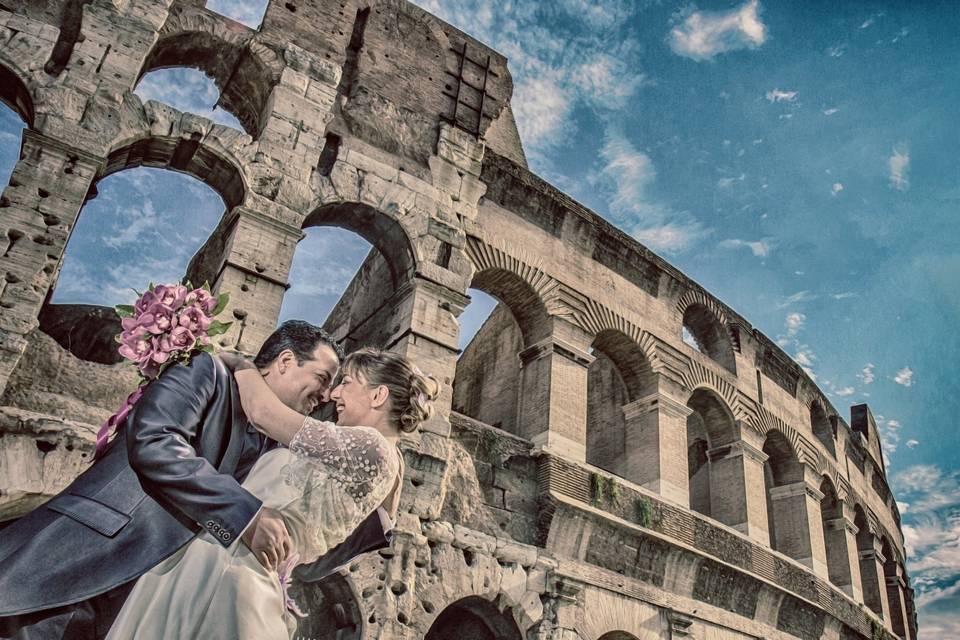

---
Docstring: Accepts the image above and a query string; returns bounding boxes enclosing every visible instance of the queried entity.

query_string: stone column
[884,563,910,639]
[822,502,864,601]
[0,131,102,395]
[707,436,770,544]
[193,206,303,354]
[621,392,691,505]
[858,536,891,621]
[768,471,829,577]
[517,323,594,463]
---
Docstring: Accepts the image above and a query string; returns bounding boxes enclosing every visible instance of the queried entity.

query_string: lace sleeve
[279,418,398,564]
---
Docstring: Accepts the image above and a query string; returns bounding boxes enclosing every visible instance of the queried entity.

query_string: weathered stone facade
[0,1,916,639]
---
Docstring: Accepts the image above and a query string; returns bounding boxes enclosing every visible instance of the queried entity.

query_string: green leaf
[201,281,212,294]
[207,320,233,337]
[148,282,155,292]
[211,292,229,316]
[115,304,135,318]
[199,344,215,353]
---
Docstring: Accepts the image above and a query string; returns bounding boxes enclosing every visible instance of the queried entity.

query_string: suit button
[206,520,214,527]
[223,532,231,541]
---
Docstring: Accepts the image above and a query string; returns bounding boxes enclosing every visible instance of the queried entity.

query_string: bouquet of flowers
[93,282,232,459]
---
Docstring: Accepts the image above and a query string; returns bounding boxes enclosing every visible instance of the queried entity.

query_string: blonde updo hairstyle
[341,347,440,433]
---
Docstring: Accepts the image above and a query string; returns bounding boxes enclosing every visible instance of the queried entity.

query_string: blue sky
[1,1,957,635]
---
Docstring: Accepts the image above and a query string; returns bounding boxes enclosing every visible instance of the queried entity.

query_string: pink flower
[185,288,218,314]
[178,304,212,334]
[134,290,159,315]
[139,303,177,335]
[153,284,189,310]
[160,326,196,354]
[118,335,151,362]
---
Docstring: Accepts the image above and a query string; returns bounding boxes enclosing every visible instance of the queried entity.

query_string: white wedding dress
[106,418,398,640]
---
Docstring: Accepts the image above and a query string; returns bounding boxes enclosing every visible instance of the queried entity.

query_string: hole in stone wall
[206,0,269,29]
[135,68,244,131]
[35,440,56,454]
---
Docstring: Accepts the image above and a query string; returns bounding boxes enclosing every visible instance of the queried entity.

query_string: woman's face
[330,369,379,426]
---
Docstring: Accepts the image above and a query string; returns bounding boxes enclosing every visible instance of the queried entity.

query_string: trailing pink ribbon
[94,385,147,460]
[277,552,308,619]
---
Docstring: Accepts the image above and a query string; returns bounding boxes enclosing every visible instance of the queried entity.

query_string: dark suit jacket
[0,353,390,617]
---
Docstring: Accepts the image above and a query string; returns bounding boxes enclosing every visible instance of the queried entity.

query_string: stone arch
[587,329,657,476]
[303,202,417,288]
[452,267,550,437]
[810,399,836,458]
[0,59,35,127]
[819,476,849,589]
[598,633,640,640]
[880,536,908,637]
[762,429,809,559]
[686,387,741,524]
[679,299,737,375]
[102,135,246,210]
[424,596,522,640]
[853,504,885,616]
[138,7,282,136]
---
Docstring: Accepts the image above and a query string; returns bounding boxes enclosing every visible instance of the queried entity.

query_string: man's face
[270,343,339,414]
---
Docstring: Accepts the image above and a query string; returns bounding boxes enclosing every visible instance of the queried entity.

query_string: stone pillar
[707,437,770,544]
[822,502,864,601]
[859,537,891,622]
[884,563,910,639]
[0,131,102,395]
[518,323,593,463]
[196,206,303,354]
[768,472,829,577]
[621,392,691,505]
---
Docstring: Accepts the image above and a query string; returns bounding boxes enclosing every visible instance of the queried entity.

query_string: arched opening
[0,64,31,192]
[207,0,269,29]
[288,572,362,640]
[425,596,522,640]
[136,21,279,135]
[881,537,908,637]
[598,633,640,640]
[292,203,416,353]
[586,330,655,477]
[810,400,836,457]
[819,477,852,590]
[681,303,736,375]
[854,505,885,616]
[452,269,549,439]
[686,388,740,525]
[762,430,809,560]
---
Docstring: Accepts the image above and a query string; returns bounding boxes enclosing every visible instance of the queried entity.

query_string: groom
[0,320,395,639]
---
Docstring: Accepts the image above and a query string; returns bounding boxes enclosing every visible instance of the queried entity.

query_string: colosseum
[0,1,917,639]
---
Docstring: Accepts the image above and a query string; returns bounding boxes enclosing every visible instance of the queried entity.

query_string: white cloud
[206,0,268,28]
[836,386,855,397]
[785,311,806,336]
[889,143,910,191]
[766,89,798,103]
[823,108,839,116]
[830,291,857,300]
[717,173,746,188]
[719,238,771,257]
[906,439,919,449]
[794,347,815,367]
[894,465,960,513]
[777,290,817,308]
[826,45,845,58]
[135,68,244,130]
[831,182,844,195]
[895,366,915,387]
[103,201,159,249]
[669,0,766,61]
[859,363,876,384]
[598,135,709,254]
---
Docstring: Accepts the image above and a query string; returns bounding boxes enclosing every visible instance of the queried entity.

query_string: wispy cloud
[766,88,798,103]
[831,182,844,195]
[859,363,876,384]
[823,108,839,115]
[889,143,910,191]
[836,386,855,397]
[777,290,817,308]
[719,238,771,257]
[597,135,709,254]
[206,0,268,28]
[668,0,766,61]
[906,439,920,449]
[785,311,806,336]
[136,68,244,130]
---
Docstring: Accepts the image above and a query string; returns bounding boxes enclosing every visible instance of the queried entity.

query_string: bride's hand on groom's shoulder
[218,350,256,372]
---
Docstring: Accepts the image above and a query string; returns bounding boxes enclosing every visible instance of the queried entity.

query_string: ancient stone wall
[0,1,915,639]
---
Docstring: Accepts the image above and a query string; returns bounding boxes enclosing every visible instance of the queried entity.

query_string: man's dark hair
[254,320,344,368]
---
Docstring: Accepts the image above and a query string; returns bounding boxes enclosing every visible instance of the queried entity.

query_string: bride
[106,347,439,639]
